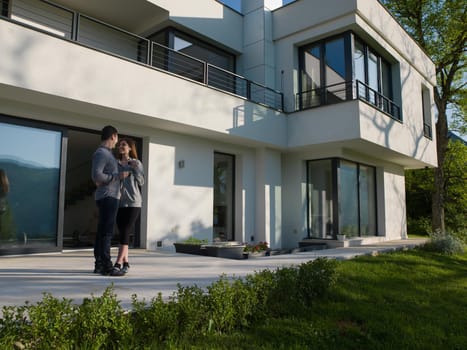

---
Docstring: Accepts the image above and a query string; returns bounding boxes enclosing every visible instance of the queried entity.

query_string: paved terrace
[0,239,426,311]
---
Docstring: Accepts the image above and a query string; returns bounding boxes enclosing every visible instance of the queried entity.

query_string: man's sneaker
[121,262,130,274]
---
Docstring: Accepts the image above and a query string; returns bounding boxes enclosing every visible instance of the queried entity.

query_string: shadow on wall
[154,219,212,250]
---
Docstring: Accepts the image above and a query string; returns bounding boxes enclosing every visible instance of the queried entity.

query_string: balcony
[296,80,401,122]
[1,0,283,111]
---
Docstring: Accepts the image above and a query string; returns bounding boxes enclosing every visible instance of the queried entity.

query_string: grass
[182,249,467,349]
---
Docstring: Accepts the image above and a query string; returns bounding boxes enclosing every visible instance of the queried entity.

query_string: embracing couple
[91,125,145,276]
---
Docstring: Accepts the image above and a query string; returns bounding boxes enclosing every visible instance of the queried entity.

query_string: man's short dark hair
[101,125,118,141]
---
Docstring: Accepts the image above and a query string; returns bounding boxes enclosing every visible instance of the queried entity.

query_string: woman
[113,138,144,274]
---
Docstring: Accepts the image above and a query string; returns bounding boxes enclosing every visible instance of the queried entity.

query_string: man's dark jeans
[94,197,119,271]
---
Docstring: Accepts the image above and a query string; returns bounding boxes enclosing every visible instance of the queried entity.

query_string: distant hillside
[0,159,59,240]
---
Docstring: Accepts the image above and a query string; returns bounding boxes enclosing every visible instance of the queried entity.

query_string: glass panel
[422,86,432,138]
[301,45,321,108]
[0,122,61,250]
[368,50,379,104]
[381,59,392,98]
[359,165,376,236]
[173,33,234,72]
[307,160,333,239]
[213,153,235,241]
[325,38,347,103]
[354,39,365,83]
[338,161,358,237]
[11,0,73,39]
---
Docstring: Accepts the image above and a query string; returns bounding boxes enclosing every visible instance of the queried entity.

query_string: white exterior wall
[143,130,258,250]
[0,0,438,252]
[145,133,214,250]
[149,0,243,52]
[255,148,282,249]
[381,166,407,239]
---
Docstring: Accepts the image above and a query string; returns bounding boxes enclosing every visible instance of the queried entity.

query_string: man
[91,125,125,276]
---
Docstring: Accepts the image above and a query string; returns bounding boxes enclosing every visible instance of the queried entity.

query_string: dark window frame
[306,158,378,239]
[298,31,395,109]
[148,27,236,74]
[0,113,67,255]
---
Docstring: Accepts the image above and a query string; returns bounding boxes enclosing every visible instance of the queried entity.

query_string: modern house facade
[0,0,437,256]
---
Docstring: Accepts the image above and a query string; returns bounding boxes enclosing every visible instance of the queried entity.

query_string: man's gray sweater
[91,146,120,201]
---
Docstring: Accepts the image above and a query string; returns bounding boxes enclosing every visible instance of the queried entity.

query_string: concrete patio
[0,239,427,311]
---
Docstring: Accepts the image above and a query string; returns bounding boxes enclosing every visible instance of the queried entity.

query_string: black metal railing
[356,80,401,121]
[1,0,283,111]
[296,80,401,121]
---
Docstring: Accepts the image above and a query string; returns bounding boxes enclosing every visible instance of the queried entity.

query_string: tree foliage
[382,0,467,232]
[406,139,467,234]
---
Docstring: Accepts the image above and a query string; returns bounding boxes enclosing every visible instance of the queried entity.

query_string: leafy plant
[244,241,269,253]
[421,230,465,255]
[178,237,208,244]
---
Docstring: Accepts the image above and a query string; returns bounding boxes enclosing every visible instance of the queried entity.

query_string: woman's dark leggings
[116,207,141,245]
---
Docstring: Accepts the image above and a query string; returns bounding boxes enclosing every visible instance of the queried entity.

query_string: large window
[307,159,377,239]
[299,34,351,108]
[299,32,399,119]
[149,28,235,73]
[0,119,63,254]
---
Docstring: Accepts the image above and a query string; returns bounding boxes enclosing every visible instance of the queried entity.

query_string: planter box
[247,250,270,258]
[173,243,206,256]
[204,245,246,260]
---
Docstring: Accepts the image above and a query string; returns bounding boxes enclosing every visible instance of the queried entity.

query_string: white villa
[0,0,437,255]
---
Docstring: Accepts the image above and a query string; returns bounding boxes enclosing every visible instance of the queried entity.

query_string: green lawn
[185,250,467,350]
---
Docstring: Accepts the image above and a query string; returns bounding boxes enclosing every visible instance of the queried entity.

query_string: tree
[382,0,467,233]
[405,138,467,234]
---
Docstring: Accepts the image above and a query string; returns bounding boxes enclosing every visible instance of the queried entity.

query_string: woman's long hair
[118,137,138,160]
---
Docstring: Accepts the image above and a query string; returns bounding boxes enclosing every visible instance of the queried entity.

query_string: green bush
[171,283,208,338]
[0,259,340,348]
[130,293,179,346]
[73,286,132,349]
[206,275,256,333]
[297,258,338,305]
[23,294,76,349]
[422,230,465,255]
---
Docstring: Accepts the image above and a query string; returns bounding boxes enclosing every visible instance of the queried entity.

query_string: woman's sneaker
[121,262,130,274]
[110,263,125,276]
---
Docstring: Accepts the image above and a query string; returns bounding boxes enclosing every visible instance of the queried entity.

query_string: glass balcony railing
[1,0,284,111]
[296,80,402,122]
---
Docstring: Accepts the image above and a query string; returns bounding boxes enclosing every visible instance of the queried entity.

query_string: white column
[255,148,282,249]
[241,0,281,88]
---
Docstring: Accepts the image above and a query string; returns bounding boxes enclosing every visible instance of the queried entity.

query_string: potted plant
[204,241,247,259]
[244,241,270,257]
[173,237,208,255]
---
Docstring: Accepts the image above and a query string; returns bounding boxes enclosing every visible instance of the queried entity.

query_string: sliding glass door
[0,118,64,254]
[307,159,377,239]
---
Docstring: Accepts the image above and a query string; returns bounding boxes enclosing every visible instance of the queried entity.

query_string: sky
[219,0,295,12]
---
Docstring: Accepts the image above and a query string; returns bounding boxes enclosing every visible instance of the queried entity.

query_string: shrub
[0,304,30,349]
[171,284,208,338]
[206,275,256,333]
[422,230,465,255]
[23,294,76,349]
[73,285,132,349]
[297,258,338,306]
[131,293,179,345]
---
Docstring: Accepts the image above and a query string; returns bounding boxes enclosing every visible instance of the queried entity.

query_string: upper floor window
[298,32,401,121]
[421,86,432,139]
[149,28,235,73]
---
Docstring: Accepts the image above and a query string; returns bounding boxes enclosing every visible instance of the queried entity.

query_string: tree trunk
[432,104,449,234]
